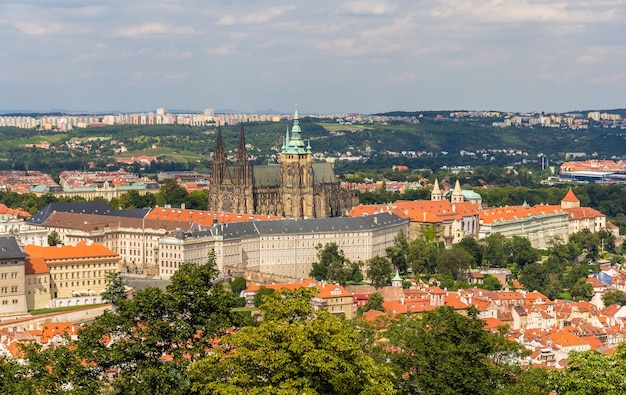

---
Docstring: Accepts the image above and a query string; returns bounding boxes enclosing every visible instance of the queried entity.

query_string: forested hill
[0,116,624,177]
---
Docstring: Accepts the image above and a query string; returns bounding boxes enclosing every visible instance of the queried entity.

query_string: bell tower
[280,104,314,218]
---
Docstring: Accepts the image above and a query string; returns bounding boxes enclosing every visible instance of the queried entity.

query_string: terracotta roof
[244,279,317,293]
[24,256,49,275]
[24,241,119,262]
[562,189,579,203]
[479,204,565,224]
[0,203,31,218]
[314,283,352,298]
[145,207,282,225]
[564,207,605,220]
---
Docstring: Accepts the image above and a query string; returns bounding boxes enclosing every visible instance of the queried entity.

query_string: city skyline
[1,1,625,114]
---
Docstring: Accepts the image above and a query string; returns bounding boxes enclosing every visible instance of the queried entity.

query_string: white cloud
[115,23,195,38]
[242,5,295,24]
[217,15,236,26]
[342,1,398,15]
[15,22,65,36]
[430,0,618,24]
[204,45,236,56]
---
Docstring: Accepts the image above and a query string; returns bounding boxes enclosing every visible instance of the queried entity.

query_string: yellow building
[25,255,51,310]
[24,241,120,308]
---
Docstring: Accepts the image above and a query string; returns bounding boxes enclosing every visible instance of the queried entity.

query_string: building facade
[24,241,120,308]
[208,106,358,219]
[0,237,27,317]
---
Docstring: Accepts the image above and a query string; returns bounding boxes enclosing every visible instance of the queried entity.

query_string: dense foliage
[2,255,626,393]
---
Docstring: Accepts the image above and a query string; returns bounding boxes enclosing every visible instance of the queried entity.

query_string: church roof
[252,165,282,187]
[312,163,336,184]
[562,189,580,203]
[249,163,338,188]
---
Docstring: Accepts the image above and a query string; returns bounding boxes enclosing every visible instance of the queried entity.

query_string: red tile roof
[24,241,119,262]
[24,256,49,275]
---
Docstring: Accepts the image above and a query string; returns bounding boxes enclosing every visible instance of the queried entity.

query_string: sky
[1,0,625,114]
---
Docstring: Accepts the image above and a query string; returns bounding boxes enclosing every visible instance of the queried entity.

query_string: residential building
[478,204,569,249]
[0,237,27,317]
[560,189,607,234]
[23,241,120,308]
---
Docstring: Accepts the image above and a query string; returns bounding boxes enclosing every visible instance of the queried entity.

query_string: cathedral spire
[211,125,231,185]
[283,103,307,154]
[431,178,442,201]
[451,179,464,203]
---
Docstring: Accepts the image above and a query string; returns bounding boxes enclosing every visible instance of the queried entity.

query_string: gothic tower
[280,105,314,218]
[234,126,254,214]
[431,178,442,201]
[209,125,233,212]
[451,180,464,203]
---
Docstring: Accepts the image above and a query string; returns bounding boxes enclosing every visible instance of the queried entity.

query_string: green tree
[482,233,509,268]
[310,243,360,285]
[549,345,626,394]
[570,278,593,301]
[158,178,188,206]
[498,367,552,395]
[386,230,409,274]
[358,292,385,314]
[436,245,472,280]
[482,274,502,291]
[407,238,440,275]
[10,342,102,395]
[253,286,277,308]
[459,237,484,267]
[47,230,62,246]
[367,255,393,288]
[74,255,241,393]
[101,271,126,305]
[385,306,523,395]
[230,276,247,296]
[509,235,539,267]
[602,290,626,306]
[187,288,396,394]
[519,262,547,293]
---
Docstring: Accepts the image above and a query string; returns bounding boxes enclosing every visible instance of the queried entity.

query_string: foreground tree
[187,287,396,394]
[75,255,240,394]
[549,345,626,394]
[385,306,524,395]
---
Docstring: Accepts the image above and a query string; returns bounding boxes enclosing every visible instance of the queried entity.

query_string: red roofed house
[560,190,607,235]
[24,241,120,308]
[348,179,480,245]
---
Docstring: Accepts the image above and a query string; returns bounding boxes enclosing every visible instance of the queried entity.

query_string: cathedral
[208,106,358,219]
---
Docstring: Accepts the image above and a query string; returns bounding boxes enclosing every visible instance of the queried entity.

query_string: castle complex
[208,106,357,218]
